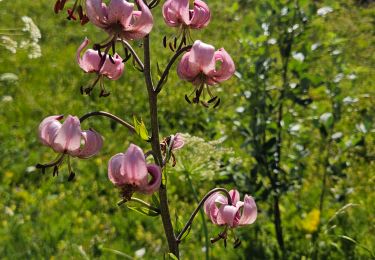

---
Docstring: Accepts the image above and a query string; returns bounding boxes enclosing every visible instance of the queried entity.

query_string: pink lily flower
[177,40,235,106]
[38,115,103,159]
[162,0,211,29]
[77,38,124,80]
[178,40,235,86]
[204,189,257,228]
[108,144,162,196]
[85,0,153,40]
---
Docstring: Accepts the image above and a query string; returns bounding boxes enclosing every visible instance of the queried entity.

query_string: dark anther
[80,86,84,95]
[169,42,175,52]
[163,36,167,48]
[208,96,218,103]
[35,163,44,169]
[93,43,100,50]
[184,95,192,104]
[210,236,221,244]
[54,1,61,13]
[233,238,241,248]
[173,37,177,49]
[68,171,76,181]
[213,98,221,108]
[84,87,92,95]
[122,53,131,63]
[224,239,227,248]
[97,49,102,58]
[53,166,59,177]
[77,5,84,20]
[111,41,116,55]
[99,90,110,97]
[193,97,199,103]
[80,15,89,25]
[67,9,77,20]
[109,54,115,64]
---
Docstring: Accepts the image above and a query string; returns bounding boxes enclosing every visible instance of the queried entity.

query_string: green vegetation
[0,0,374,259]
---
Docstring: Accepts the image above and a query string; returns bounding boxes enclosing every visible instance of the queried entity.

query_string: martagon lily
[77,38,124,96]
[177,40,235,106]
[39,115,103,158]
[204,189,257,228]
[108,144,162,200]
[85,0,153,40]
[163,0,210,29]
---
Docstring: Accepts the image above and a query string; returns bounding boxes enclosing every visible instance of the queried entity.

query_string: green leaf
[126,206,160,217]
[166,253,178,260]
[133,115,150,141]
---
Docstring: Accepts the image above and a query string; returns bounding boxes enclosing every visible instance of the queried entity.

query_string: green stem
[143,35,179,257]
[185,172,210,260]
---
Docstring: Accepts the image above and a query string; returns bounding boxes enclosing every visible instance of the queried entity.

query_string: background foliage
[0,0,374,259]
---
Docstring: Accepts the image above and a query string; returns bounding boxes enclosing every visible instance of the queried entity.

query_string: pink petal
[229,189,240,205]
[107,0,134,27]
[162,0,182,27]
[206,48,235,85]
[99,53,124,80]
[177,52,201,83]
[38,115,63,146]
[52,115,82,153]
[189,0,211,29]
[76,38,101,73]
[171,133,184,150]
[108,153,126,186]
[139,164,162,194]
[203,192,221,224]
[85,0,108,28]
[238,195,257,225]
[171,0,190,25]
[217,204,239,227]
[75,129,103,158]
[123,0,153,40]
[189,40,215,75]
[121,144,148,186]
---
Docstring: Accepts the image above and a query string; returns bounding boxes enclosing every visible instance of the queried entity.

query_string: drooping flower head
[204,189,257,228]
[39,115,103,158]
[76,38,124,96]
[160,133,185,166]
[86,0,153,40]
[108,144,162,200]
[163,0,210,29]
[37,114,103,180]
[177,40,235,107]
[162,0,210,50]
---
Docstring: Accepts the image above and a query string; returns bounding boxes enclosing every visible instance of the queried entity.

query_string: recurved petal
[124,0,153,40]
[189,40,215,75]
[189,0,211,29]
[139,164,162,194]
[177,52,201,83]
[77,38,101,73]
[121,144,148,186]
[107,0,134,27]
[99,53,124,80]
[229,189,240,205]
[217,204,239,227]
[38,115,63,146]
[108,153,126,186]
[52,115,82,153]
[238,195,257,225]
[75,129,103,158]
[86,0,108,28]
[206,48,235,85]
[171,133,184,150]
[204,192,221,224]
[162,0,181,27]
